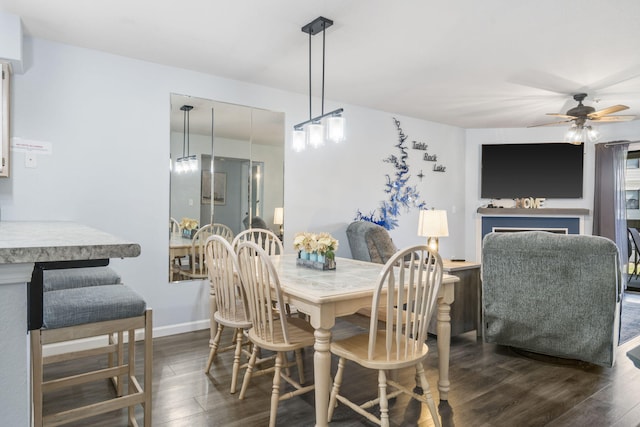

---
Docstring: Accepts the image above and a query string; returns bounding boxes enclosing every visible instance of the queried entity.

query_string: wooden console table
[429,260,481,337]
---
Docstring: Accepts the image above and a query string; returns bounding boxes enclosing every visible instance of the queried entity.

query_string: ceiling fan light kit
[292,16,345,152]
[530,92,635,143]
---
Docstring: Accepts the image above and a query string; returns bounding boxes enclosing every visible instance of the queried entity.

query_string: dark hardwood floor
[43,314,640,427]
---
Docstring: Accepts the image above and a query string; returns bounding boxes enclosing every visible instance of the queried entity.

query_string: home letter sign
[515,197,546,209]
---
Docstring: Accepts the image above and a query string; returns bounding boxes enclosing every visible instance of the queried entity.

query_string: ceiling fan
[530,93,635,128]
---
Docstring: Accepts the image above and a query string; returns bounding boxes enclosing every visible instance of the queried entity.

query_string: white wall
[465,122,640,262]
[1,37,467,334]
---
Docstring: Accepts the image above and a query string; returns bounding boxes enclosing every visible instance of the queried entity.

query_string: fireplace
[476,207,590,260]
[481,216,580,240]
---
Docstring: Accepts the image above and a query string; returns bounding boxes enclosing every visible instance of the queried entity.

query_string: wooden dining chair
[178,224,213,280]
[203,235,253,393]
[170,217,181,235]
[233,228,295,316]
[211,223,234,243]
[232,228,283,255]
[236,241,315,427]
[327,245,443,427]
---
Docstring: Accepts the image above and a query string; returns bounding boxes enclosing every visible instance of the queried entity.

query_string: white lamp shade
[292,129,305,152]
[273,207,284,225]
[308,123,324,148]
[327,115,345,143]
[417,209,449,238]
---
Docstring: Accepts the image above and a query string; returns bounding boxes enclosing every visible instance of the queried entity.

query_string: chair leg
[144,309,153,427]
[294,348,305,384]
[127,328,136,424]
[269,352,284,427]
[378,370,389,427]
[31,329,43,427]
[230,328,244,393]
[328,356,346,421]
[416,362,440,427]
[205,323,224,373]
[239,345,259,400]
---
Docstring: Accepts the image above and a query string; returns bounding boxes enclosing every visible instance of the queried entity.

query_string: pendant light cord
[186,108,190,156]
[308,30,312,121]
[321,22,326,116]
[182,109,187,157]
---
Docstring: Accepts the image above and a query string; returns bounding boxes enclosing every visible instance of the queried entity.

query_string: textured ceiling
[2,0,640,129]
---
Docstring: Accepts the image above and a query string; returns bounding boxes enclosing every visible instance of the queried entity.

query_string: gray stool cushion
[43,285,146,329]
[43,267,122,292]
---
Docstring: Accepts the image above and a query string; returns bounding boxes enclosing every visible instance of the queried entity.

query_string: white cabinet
[0,62,9,177]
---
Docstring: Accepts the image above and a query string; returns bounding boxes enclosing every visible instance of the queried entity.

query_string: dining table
[270,254,459,427]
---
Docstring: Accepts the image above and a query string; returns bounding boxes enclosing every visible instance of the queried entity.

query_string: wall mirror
[169,93,285,282]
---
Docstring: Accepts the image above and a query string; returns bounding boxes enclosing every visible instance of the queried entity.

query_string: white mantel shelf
[477,207,590,216]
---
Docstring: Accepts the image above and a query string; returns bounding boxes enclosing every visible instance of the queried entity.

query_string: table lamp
[417,209,449,252]
[274,207,284,238]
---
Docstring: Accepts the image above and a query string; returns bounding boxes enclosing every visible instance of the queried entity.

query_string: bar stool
[31,266,152,426]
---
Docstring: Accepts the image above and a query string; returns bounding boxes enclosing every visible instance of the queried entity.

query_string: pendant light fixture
[292,16,345,152]
[175,104,198,173]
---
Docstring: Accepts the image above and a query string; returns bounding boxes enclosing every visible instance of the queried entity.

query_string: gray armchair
[346,221,398,264]
[482,231,622,367]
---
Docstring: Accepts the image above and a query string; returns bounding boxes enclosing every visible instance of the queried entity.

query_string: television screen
[481,143,584,199]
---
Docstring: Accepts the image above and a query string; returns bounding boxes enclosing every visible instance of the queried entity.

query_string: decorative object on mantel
[293,232,338,270]
[292,16,345,152]
[515,197,546,209]
[355,118,426,230]
[417,209,449,252]
[180,217,198,239]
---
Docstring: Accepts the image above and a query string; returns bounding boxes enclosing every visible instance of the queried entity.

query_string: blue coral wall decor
[355,118,427,230]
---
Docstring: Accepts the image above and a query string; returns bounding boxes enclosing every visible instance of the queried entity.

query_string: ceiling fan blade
[590,115,636,122]
[527,119,575,128]
[546,113,578,119]
[588,105,629,118]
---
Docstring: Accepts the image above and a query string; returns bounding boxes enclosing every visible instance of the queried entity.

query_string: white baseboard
[42,319,210,357]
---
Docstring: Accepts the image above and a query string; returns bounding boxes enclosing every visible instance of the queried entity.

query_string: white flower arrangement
[293,232,339,260]
[180,217,199,231]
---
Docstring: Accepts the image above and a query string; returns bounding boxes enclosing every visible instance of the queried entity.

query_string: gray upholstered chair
[242,215,269,230]
[482,231,622,367]
[346,221,398,264]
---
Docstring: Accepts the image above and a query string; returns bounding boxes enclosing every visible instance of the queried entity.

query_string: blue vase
[309,252,318,262]
[300,250,310,260]
[317,253,326,263]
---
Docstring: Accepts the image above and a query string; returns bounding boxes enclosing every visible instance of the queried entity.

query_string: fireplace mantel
[477,207,590,216]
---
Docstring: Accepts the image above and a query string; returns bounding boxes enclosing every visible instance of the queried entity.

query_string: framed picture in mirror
[213,172,226,205]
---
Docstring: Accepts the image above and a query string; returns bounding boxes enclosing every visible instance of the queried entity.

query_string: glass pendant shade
[327,115,345,143]
[564,126,582,144]
[308,123,324,148]
[188,155,198,172]
[587,126,601,142]
[292,129,306,152]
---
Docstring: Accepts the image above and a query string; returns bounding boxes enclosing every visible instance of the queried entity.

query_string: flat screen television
[481,143,584,199]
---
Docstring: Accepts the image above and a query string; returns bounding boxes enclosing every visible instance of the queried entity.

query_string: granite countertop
[0,221,141,264]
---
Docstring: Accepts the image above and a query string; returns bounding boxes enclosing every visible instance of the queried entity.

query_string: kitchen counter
[0,221,140,263]
[0,221,141,426]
